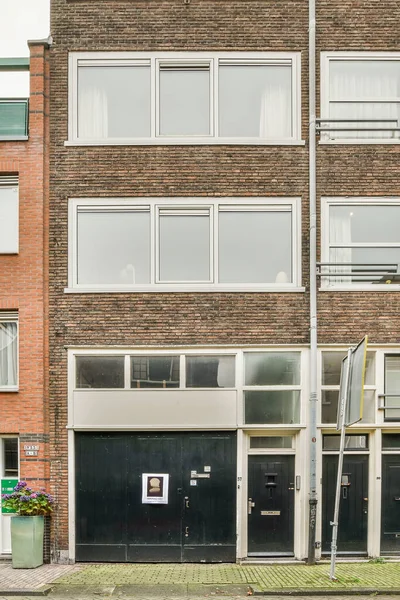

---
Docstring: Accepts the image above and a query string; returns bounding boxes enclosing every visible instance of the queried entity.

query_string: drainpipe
[307,0,318,565]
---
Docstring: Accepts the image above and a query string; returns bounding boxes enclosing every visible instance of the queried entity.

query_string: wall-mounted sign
[142,473,169,504]
[1,479,18,514]
[24,445,39,457]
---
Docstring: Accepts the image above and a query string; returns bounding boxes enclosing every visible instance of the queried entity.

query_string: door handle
[185,526,189,537]
[248,498,255,514]
[185,496,190,508]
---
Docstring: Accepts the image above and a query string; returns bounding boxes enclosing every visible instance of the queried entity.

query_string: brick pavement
[0,563,80,591]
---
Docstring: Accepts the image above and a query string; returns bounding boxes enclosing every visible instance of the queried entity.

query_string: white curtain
[78,87,108,139]
[330,66,399,139]
[260,85,291,139]
[329,209,352,284]
[0,322,17,386]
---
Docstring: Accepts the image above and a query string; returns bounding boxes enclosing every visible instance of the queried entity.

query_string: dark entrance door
[247,455,295,555]
[381,455,400,553]
[322,455,368,553]
[75,432,236,562]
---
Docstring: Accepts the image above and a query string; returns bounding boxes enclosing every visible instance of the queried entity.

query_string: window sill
[319,139,400,145]
[0,135,28,142]
[319,284,400,292]
[0,387,18,393]
[65,138,306,147]
[64,286,306,294]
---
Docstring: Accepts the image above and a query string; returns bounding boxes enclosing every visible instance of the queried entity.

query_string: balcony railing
[0,99,29,139]
[317,263,400,284]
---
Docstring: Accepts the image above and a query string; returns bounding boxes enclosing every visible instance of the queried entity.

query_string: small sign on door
[142,473,169,504]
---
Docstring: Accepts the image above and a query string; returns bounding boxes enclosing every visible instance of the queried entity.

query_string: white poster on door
[142,473,169,504]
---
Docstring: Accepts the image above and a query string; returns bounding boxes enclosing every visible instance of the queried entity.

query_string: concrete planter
[11,515,44,568]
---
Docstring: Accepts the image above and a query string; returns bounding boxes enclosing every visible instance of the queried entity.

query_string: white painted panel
[72,389,237,429]
[1,514,12,554]
[0,187,18,254]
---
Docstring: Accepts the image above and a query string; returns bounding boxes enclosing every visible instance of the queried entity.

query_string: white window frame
[321,52,400,144]
[67,197,302,293]
[67,51,303,146]
[0,176,19,254]
[321,196,400,291]
[0,312,18,392]
[0,436,19,479]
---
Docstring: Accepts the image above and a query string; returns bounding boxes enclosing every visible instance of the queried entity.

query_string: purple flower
[31,493,37,499]
[14,481,27,492]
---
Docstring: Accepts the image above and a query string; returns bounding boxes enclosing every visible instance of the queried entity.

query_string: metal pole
[307,0,318,566]
[329,349,352,580]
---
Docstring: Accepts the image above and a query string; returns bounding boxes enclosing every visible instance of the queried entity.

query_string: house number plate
[261,510,280,516]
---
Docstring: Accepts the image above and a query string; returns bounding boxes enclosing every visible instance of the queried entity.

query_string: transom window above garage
[75,354,236,389]
[68,197,301,292]
[68,52,302,145]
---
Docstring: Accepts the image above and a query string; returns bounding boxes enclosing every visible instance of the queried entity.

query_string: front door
[247,455,295,555]
[381,455,400,553]
[322,455,368,553]
[76,432,236,562]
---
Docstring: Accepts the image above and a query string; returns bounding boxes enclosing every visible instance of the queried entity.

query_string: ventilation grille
[0,175,19,187]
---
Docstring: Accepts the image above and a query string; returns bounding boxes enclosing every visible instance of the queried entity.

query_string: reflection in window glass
[322,352,375,386]
[78,66,151,139]
[77,210,150,285]
[323,434,368,451]
[3,438,18,477]
[159,210,210,281]
[385,356,400,421]
[250,436,293,449]
[159,65,210,136]
[131,356,179,388]
[218,210,292,283]
[321,390,375,424]
[76,356,125,388]
[245,352,300,386]
[245,391,300,424]
[186,355,235,388]
[219,65,292,138]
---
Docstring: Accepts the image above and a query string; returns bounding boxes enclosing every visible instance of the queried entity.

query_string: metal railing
[317,263,400,283]
[0,98,29,139]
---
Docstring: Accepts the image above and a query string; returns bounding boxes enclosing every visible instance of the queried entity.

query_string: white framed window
[0,312,18,391]
[0,176,18,254]
[68,197,301,292]
[321,52,400,143]
[1,437,19,478]
[68,52,302,145]
[243,351,302,425]
[321,197,400,289]
[320,350,376,425]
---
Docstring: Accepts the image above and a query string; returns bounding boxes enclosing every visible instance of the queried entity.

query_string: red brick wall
[0,42,49,489]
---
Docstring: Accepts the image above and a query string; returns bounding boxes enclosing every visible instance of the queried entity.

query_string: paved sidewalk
[2,562,400,596]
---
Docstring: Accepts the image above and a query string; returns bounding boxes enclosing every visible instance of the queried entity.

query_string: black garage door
[75,432,237,562]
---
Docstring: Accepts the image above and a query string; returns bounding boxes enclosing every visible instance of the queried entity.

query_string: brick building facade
[0,40,50,555]
[49,0,400,562]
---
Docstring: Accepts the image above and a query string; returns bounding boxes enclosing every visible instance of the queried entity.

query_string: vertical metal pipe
[307,0,318,565]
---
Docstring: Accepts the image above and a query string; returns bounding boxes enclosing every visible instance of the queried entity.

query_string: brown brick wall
[0,42,50,489]
[49,0,400,553]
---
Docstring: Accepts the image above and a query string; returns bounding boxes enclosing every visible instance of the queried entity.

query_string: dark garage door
[75,431,237,562]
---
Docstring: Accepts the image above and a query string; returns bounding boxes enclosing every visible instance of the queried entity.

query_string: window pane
[131,356,179,388]
[250,436,293,449]
[0,186,18,253]
[245,352,300,386]
[219,65,292,138]
[322,389,375,423]
[330,205,400,245]
[159,213,210,281]
[76,356,125,388]
[159,66,210,136]
[186,355,235,388]
[382,434,400,449]
[322,352,374,387]
[323,435,368,451]
[218,210,292,283]
[77,210,150,285]
[3,438,18,477]
[330,60,400,100]
[329,103,400,140]
[329,247,400,282]
[245,391,300,424]
[385,356,400,420]
[0,321,17,386]
[78,66,151,138]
